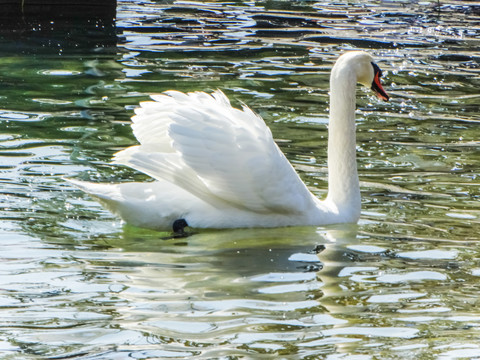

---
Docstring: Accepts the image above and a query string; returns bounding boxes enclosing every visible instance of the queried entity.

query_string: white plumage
[69,51,389,231]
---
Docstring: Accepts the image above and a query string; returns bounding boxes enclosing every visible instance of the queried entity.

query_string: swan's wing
[114,90,317,214]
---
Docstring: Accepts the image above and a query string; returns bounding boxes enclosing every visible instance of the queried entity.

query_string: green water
[1,0,480,358]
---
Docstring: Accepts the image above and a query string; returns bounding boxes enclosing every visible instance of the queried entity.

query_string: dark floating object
[172,219,189,235]
[309,244,326,254]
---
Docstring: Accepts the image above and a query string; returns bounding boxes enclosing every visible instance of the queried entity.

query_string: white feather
[114,89,317,215]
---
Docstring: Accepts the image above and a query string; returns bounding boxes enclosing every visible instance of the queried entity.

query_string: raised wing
[114,90,317,214]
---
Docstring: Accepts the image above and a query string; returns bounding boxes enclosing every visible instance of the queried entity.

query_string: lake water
[1,0,480,358]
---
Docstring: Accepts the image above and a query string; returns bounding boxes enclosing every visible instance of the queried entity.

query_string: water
[1,0,480,358]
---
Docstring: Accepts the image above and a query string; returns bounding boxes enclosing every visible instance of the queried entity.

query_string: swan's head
[334,51,390,101]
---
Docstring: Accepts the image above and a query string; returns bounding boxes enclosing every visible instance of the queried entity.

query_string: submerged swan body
[70,51,389,231]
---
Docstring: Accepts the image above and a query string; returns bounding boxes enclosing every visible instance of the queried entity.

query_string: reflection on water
[0,0,480,358]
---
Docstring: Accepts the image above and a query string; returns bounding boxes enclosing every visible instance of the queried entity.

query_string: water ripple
[0,0,479,358]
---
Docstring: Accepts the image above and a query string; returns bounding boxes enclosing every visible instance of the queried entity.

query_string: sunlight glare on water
[0,0,480,358]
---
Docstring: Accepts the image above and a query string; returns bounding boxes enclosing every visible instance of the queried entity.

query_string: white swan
[69,51,389,231]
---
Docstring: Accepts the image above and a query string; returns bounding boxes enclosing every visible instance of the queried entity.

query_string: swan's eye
[371,62,382,78]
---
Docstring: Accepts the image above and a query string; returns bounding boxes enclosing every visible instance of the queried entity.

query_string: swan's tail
[66,179,192,231]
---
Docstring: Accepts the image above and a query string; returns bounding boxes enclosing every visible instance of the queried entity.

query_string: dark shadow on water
[0,1,117,54]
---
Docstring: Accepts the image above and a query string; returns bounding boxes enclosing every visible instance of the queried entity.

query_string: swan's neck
[326,66,361,218]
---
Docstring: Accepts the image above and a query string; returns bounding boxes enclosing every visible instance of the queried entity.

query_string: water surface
[1,0,480,358]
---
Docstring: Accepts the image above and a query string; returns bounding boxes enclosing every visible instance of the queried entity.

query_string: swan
[68,51,389,231]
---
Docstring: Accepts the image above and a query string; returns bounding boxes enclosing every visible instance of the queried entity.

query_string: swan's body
[70,51,389,231]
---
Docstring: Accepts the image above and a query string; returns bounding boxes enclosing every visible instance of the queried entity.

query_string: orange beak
[371,70,389,102]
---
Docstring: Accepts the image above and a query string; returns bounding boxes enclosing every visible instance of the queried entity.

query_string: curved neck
[326,66,361,217]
